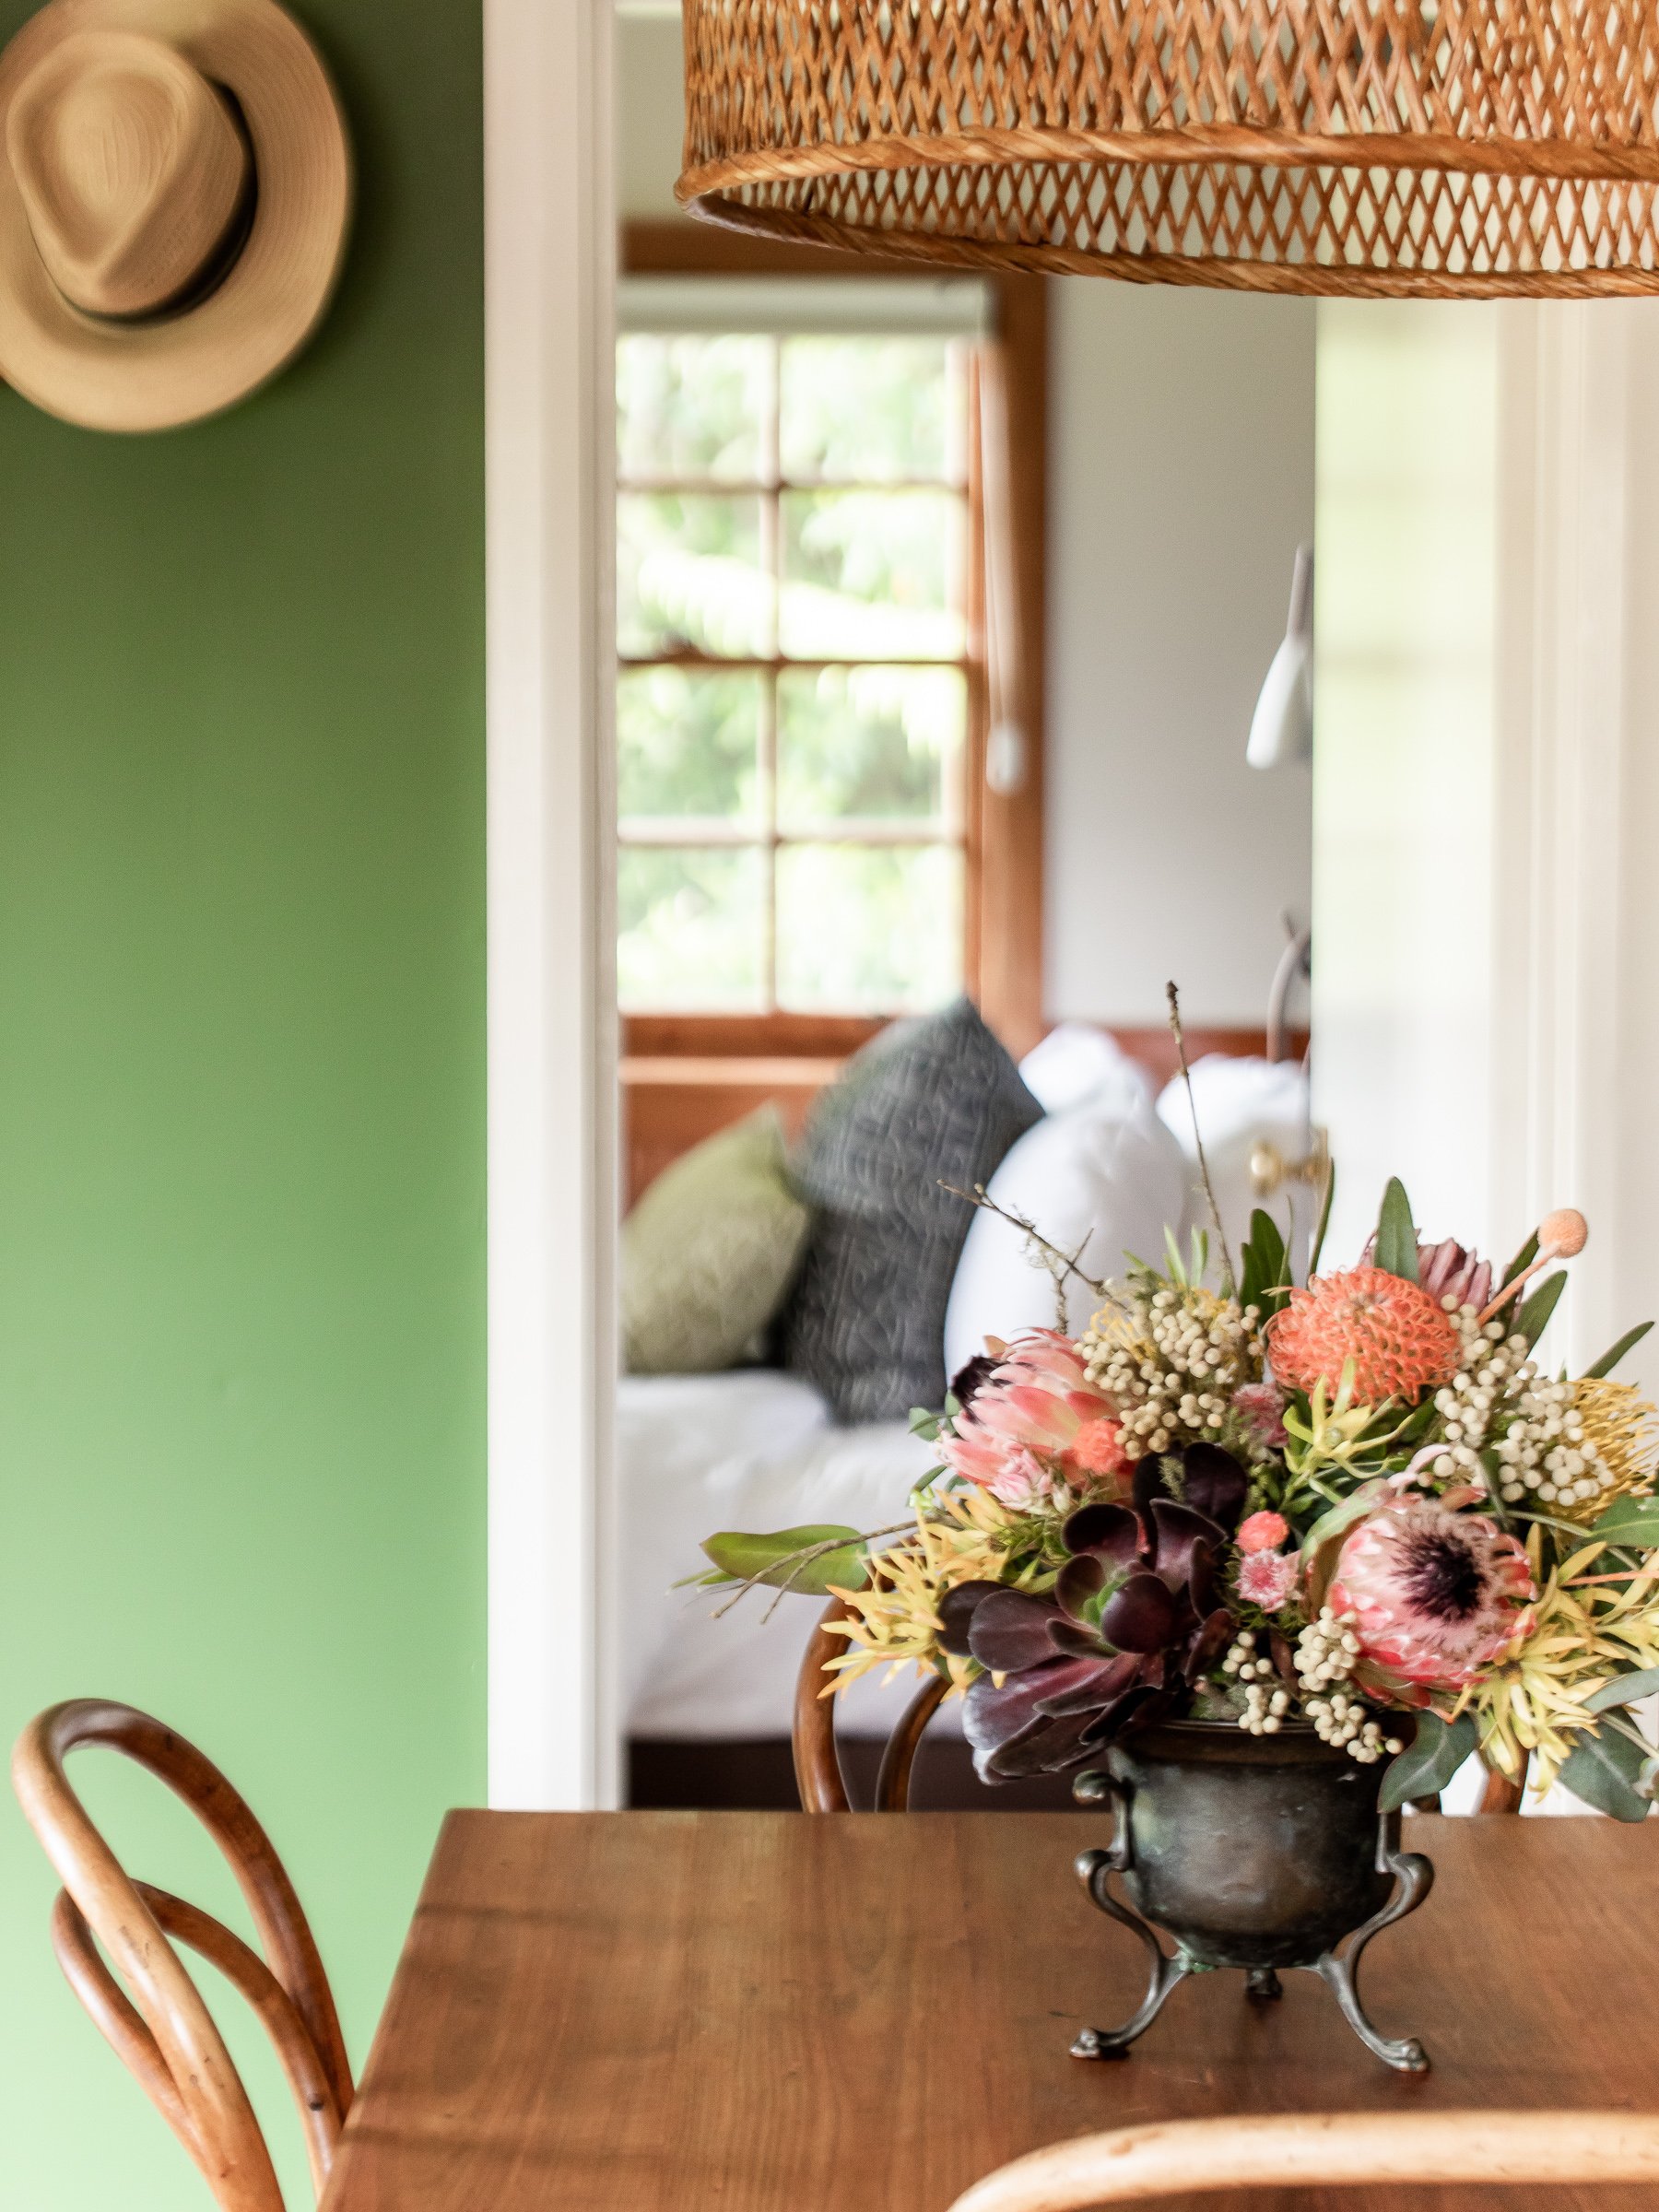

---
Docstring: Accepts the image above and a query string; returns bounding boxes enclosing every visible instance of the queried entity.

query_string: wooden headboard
[621,1016,1307,1211]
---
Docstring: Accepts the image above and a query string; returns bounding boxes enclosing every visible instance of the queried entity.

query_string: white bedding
[619,1370,958,1740]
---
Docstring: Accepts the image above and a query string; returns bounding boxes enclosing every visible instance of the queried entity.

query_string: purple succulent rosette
[947,1446,1247,1780]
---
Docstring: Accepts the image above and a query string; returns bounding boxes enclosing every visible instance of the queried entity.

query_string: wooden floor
[322,1810,1659,2212]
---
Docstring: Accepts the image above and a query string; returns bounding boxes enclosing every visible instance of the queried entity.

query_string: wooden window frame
[618,219,1046,1065]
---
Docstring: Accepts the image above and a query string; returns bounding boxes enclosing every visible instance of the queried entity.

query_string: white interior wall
[1617,313,1659,1402]
[1312,297,1659,1406]
[1045,282,1315,1026]
[617,14,1316,1030]
[1311,303,1502,1268]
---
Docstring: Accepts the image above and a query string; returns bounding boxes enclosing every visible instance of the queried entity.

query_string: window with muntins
[617,295,984,1018]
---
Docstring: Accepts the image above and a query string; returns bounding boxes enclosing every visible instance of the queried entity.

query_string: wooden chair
[1479,1757,1528,1813]
[794,1595,1533,1816]
[949,2109,1659,2211]
[794,1594,1536,1817]
[11,1699,353,2212]
[794,1592,948,1811]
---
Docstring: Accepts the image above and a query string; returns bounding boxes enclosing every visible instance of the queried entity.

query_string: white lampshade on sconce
[1247,546,1313,771]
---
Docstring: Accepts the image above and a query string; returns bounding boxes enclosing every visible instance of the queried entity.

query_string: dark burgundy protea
[943,1445,1248,1781]
[947,1352,1000,1414]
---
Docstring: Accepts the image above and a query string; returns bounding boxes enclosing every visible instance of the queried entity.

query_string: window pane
[777,665,963,828]
[618,668,764,823]
[780,337,952,482]
[618,847,767,1011]
[780,490,964,660]
[775,845,962,1012]
[618,494,771,659]
[617,335,769,483]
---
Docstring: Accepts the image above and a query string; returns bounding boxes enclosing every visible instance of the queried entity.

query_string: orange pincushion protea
[1268,1267,1461,1404]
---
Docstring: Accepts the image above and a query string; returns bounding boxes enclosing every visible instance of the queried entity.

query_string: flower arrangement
[700,1158,1659,1819]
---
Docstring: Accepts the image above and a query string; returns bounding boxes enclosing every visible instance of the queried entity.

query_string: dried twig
[940,1181,1110,1322]
[1166,981,1237,1294]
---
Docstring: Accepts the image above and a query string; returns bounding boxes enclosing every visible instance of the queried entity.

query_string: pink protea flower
[978,1445,1053,1510]
[940,1331,1129,1505]
[1325,1492,1535,1700]
[1359,1234,1494,1313]
[1236,1548,1300,1609]
[1239,1511,1289,1554]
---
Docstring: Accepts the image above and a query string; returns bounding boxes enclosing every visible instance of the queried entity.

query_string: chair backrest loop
[794,1594,948,1812]
[949,2109,1659,2211]
[13,1700,351,2212]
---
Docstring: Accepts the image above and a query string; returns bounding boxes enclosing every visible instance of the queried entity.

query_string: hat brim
[0,0,351,431]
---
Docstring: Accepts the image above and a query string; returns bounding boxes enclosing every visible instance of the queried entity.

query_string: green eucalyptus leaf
[1589,1498,1659,1551]
[1502,1231,1540,1288]
[700,1524,871,1596]
[1308,1159,1336,1278]
[909,1406,944,1441]
[1559,1723,1653,1822]
[1241,1209,1288,1318]
[1392,1399,1441,1445]
[1164,1225,1189,1286]
[1374,1179,1419,1282]
[1586,1322,1655,1380]
[1585,1668,1659,1715]
[1514,1271,1567,1351]
[1379,1711,1478,1813]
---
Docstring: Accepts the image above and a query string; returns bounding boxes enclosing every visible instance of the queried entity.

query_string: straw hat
[0,0,350,431]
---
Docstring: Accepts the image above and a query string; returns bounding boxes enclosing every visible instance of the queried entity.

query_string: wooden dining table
[319,1809,1659,2212]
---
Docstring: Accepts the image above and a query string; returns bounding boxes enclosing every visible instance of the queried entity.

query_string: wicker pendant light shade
[677,2,1659,298]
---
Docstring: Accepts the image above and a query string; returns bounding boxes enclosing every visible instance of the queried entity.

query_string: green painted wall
[0,3,486,2206]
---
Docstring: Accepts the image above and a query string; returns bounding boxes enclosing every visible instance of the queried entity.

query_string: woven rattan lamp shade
[677,2,1659,298]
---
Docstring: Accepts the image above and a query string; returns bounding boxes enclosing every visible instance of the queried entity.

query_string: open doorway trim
[484,0,619,1809]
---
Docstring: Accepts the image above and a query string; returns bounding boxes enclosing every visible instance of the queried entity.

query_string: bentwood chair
[12,1700,352,2212]
[798,1591,1542,1817]
[949,2110,1659,2210]
[794,1592,947,1811]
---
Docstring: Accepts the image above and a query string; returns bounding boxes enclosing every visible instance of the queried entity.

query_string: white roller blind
[617,273,995,339]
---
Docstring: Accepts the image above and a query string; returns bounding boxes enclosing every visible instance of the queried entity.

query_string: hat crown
[6,29,248,319]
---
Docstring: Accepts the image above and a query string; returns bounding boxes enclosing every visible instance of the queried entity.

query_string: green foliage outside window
[617,328,973,1016]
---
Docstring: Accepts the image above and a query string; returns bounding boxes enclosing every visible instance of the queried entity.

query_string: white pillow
[943,1084,1188,1380]
[1018,1021,1151,1117]
[1156,1055,1312,1284]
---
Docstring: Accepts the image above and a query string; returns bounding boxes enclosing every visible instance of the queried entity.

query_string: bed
[618,1370,1021,1806]
[620,1021,1317,1810]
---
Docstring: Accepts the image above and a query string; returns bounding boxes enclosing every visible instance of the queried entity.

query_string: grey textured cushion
[782,998,1041,1422]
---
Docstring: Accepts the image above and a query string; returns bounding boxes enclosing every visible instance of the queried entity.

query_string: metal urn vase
[1072,1721,1434,2073]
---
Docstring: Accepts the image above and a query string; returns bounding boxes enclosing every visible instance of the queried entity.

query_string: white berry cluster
[1080,1289,1263,1456]
[1428,1303,1611,1510]
[1294,1607,1403,1765]
[1221,1630,1291,1735]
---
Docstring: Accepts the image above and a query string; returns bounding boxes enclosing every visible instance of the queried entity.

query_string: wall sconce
[1247,545,1313,771]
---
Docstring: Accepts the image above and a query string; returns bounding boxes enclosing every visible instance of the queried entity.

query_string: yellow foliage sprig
[822,1487,1039,1700]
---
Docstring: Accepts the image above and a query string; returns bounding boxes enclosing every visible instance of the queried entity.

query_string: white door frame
[483,0,619,1809]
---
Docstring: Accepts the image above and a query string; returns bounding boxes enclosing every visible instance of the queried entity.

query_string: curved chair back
[793,1594,1536,1816]
[794,1593,947,1811]
[949,2109,1659,2211]
[12,1700,352,2212]
[1479,1756,1528,1813]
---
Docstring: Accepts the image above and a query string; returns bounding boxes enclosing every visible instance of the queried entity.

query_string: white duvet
[618,1370,956,1740]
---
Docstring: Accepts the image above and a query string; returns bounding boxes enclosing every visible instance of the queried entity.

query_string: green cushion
[622,1107,813,1374]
